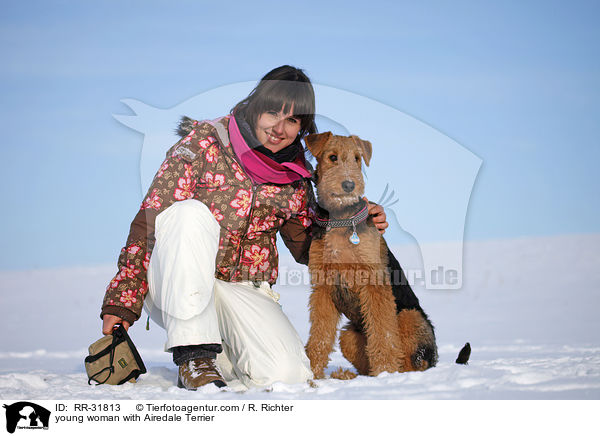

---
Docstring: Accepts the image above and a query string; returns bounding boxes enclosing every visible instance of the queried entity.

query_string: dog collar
[314,203,369,245]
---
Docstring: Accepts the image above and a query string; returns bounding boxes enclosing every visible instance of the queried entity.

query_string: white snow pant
[143,199,312,388]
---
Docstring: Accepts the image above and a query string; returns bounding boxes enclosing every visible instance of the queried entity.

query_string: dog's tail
[455,342,471,364]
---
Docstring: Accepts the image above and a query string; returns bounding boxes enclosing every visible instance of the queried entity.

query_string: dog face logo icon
[2,402,50,433]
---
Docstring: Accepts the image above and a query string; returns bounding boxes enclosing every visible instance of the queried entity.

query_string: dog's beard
[316,186,363,213]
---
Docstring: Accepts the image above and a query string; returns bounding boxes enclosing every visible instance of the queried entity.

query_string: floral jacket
[101,116,313,325]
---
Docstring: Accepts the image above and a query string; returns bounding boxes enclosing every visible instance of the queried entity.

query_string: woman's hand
[102,314,130,335]
[364,197,389,234]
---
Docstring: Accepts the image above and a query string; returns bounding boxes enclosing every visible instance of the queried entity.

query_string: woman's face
[254,106,301,153]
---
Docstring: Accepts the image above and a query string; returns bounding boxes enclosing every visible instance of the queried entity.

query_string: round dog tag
[349,231,360,245]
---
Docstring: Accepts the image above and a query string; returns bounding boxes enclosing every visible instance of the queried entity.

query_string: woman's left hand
[364,197,389,234]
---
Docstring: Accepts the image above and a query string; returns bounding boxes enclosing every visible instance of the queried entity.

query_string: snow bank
[1,234,599,399]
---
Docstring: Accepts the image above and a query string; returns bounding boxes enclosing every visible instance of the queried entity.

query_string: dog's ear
[305,132,333,160]
[350,135,372,166]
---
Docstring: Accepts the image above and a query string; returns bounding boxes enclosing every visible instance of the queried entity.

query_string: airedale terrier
[304,132,438,379]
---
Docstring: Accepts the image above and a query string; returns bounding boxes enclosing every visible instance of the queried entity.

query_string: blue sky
[1,0,599,270]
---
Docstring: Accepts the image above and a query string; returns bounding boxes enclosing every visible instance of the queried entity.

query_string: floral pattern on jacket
[101,116,313,324]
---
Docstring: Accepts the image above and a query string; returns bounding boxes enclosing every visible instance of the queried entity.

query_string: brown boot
[177,357,227,390]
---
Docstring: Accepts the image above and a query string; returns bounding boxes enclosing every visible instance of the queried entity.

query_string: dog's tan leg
[339,323,370,375]
[305,285,339,379]
[359,284,405,376]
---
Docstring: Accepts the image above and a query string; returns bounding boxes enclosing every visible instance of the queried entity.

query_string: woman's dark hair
[232,65,317,138]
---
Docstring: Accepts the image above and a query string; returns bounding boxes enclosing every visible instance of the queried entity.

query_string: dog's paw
[330,367,358,380]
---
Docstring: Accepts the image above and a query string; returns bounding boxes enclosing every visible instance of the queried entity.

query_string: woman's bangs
[243,78,316,135]
[259,81,314,117]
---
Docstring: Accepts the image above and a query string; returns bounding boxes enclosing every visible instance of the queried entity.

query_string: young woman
[100,65,388,390]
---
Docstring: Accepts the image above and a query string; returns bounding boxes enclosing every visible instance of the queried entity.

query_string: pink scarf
[228,115,311,184]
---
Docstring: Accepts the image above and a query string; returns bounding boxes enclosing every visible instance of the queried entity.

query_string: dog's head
[305,132,372,212]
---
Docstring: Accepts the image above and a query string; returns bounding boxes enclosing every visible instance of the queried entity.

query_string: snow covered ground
[1,234,599,400]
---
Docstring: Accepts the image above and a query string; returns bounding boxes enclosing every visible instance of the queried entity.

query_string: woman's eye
[329,155,338,162]
[287,117,299,124]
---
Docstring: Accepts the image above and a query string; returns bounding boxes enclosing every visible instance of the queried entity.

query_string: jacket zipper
[220,139,264,279]
[229,182,261,279]
[212,118,278,282]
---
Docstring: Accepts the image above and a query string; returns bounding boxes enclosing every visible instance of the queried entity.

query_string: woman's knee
[164,199,217,227]
[247,352,312,386]
[156,199,220,242]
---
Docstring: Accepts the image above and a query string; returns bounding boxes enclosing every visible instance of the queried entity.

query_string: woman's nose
[272,119,285,134]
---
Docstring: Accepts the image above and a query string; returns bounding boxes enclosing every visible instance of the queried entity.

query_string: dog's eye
[355,155,360,163]
[329,154,338,162]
